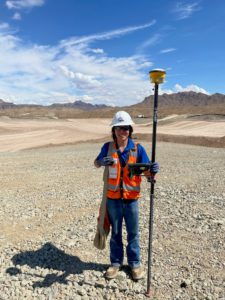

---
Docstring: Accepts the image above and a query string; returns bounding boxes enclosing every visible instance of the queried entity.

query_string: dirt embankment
[0,115,225,152]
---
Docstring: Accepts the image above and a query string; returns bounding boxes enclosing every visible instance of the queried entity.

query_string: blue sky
[0,0,224,106]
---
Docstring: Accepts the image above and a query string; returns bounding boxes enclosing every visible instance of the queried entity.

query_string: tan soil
[0,116,225,152]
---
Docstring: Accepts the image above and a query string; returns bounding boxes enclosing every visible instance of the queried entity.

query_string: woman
[94,111,159,280]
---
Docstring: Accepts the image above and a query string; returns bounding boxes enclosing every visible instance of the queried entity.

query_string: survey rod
[145,68,166,297]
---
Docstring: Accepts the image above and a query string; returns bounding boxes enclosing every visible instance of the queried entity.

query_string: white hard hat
[110,111,134,127]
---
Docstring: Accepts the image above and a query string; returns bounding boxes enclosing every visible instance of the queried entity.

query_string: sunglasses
[115,126,130,131]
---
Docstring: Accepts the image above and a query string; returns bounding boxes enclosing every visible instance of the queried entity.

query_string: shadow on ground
[6,242,107,288]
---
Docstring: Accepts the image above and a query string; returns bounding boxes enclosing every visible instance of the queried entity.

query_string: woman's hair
[112,126,133,141]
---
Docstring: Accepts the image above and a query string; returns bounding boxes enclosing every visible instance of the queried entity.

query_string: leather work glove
[149,162,159,174]
[98,156,115,166]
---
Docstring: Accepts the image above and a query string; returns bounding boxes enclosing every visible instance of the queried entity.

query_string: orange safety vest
[107,142,142,200]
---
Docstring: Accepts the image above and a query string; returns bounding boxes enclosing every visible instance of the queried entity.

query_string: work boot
[131,266,144,280]
[105,266,119,279]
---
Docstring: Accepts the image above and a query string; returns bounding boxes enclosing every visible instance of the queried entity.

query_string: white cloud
[174,83,209,94]
[173,1,201,20]
[6,0,45,10]
[60,66,102,89]
[0,22,155,106]
[0,22,10,30]
[60,20,156,48]
[91,48,104,54]
[137,34,161,53]
[47,92,94,104]
[12,12,22,20]
[160,48,176,54]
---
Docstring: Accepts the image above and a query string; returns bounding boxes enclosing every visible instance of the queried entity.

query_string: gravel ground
[0,141,224,300]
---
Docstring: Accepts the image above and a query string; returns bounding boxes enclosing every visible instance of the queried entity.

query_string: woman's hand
[149,162,159,174]
[95,156,115,167]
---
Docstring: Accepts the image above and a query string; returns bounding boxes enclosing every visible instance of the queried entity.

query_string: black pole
[146,82,159,297]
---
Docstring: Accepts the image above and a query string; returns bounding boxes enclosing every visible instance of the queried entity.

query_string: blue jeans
[107,198,140,268]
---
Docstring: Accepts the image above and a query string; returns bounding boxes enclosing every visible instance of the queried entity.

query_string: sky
[0,0,224,106]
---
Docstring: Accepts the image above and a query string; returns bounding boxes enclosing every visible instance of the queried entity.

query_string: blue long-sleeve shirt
[96,138,150,167]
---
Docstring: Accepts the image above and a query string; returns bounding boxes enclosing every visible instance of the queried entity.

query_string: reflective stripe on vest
[108,183,120,191]
[123,183,140,192]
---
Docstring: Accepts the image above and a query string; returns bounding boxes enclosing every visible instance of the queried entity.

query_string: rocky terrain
[0,141,224,299]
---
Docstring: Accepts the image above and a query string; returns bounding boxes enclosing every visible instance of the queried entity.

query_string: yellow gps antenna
[149,68,166,84]
[146,69,166,298]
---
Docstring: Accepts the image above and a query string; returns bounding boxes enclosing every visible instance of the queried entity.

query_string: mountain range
[1,92,225,118]
[126,92,225,117]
